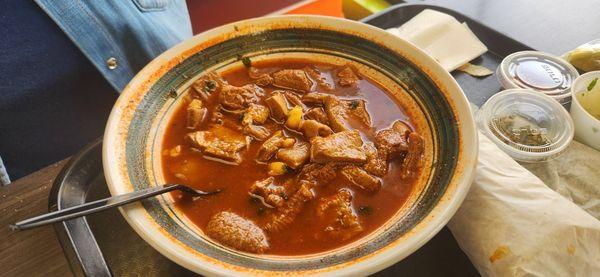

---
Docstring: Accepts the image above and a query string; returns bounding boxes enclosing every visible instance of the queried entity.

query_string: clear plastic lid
[497,51,579,105]
[477,89,574,162]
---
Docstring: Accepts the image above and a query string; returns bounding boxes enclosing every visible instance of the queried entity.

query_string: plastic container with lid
[497,51,580,105]
[477,89,574,162]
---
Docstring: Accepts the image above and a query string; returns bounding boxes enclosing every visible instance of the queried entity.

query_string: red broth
[161,60,420,255]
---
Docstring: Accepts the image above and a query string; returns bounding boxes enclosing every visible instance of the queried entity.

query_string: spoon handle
[14,184,181,230]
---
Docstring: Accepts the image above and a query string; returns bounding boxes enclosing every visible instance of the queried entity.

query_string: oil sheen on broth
[161,60,425,255]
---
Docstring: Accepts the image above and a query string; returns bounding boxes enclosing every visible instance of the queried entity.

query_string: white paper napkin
[387,9,488,71]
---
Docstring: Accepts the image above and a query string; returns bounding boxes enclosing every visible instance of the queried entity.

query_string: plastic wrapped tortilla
[522,140,600,221]
[448,133,600,276]
[564,39,600,72]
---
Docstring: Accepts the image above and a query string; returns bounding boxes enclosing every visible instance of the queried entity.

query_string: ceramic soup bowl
[103,15,477,276]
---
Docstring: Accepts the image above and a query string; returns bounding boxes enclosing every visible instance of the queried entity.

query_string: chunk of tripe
[387,9,487,71]
[265,91,289,122]
[186,99,206,129]
[186,125,247,164]
[256,131,295,162]
[277,142,310,169]
[310,130,366,164]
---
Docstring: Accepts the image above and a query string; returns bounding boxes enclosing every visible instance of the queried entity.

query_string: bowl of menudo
[103,15,477,276]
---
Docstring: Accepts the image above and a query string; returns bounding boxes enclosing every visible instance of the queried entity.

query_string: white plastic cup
[570,71,600,150]
[477,89,574,162]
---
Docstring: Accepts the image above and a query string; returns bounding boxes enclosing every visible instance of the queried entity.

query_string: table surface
[3,1,599,276]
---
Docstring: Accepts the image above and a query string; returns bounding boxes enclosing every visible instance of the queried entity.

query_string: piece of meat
[281,90,306,109]
[209,110,224,125]
[303,65,334,91]
[255,75,273,86]
[392,120,411,135]
[302,92,329,105]
[256,130,295,162]
[243,124,271,141]
[304,107,329,125]
[206,109,246,133]
[265,91,289,122]
[375,120,411,159]
[243,104,269,125]
[186,99,206,129]
[302,94,365,131]
[337,66,360,87]
[299,119,333,139]
[310,130,366,164]
[277,142,310,169]
[302,93,348,131]
[272,69,313,93]
[344,99,371,127]
[249,177,286,208]
[192,71,225,100]
[316,189,363,241]
[363,143,387,177]
[205,211,269,253]
[248,66,265,79]
[324,96,349,132]
[186,126,248,164]
[241,104,271,140]
[401,132,424,179]
[248,67,273,86]
[297,163,338,185]
[263,182,315,233]
[219,83,264,111]
[340,165,381,192]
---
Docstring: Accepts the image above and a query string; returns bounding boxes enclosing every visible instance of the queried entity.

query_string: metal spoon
[13,184,220,230]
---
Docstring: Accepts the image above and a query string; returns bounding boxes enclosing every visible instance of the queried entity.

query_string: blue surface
[0,1,117,180]
[0,0,192,180]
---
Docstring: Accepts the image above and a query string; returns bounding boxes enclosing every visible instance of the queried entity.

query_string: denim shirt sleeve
[0,0,193,185]
[33,0,193,92]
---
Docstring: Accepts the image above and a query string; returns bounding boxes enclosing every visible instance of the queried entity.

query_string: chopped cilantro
[349,100,359,110]
[587,78,598,91]
[242,57,252,68]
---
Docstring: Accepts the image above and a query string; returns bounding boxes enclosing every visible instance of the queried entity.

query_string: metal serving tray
[50,3,532,276]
